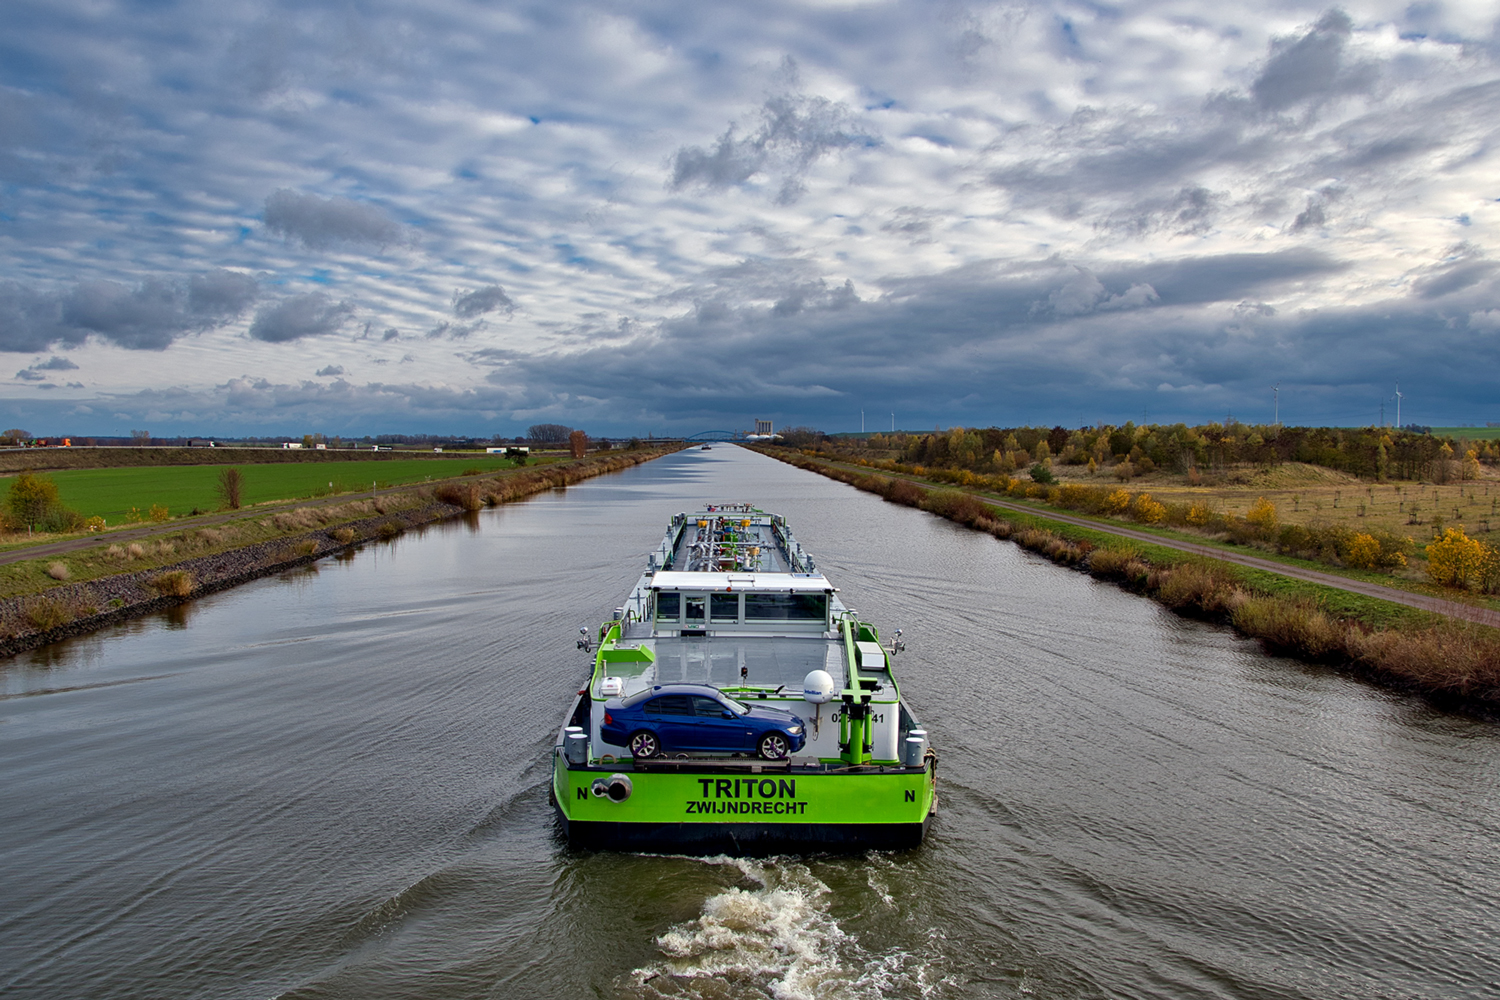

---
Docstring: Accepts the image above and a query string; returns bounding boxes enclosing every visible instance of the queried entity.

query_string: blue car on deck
[600,683,806,760]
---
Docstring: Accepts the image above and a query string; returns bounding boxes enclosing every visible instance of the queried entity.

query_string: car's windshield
[724,697,749,715]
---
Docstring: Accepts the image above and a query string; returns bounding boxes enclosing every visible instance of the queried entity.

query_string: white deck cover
[650,571,831,591]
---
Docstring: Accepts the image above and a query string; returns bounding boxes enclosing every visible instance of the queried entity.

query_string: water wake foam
[628,857,940,1000]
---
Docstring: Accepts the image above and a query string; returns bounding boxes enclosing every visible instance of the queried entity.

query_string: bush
[332,527,355,544]
[886,480,928,507]
[1086,547,1138,578]
[435,482,483,511]
[37,507,85,533]
[1103,488,1131,515]
[923,490,992,524]
[1131,493,1166,524]
[46,562,69,581]
[1230,596,1345,658]
[1029,463,1057,485]
[151,571,194,597]
[1246,496,1278,531]
[148,504,170,523]
[1153,561,1240,613]
[22,595,72,631]
[1427,528,1487,589]
[216,467,243,509]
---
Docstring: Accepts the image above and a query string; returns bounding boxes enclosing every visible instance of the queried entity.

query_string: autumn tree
[568,429,589,458]
[7,472,61,529]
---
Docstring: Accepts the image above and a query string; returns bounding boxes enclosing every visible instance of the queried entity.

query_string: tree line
[829,423,1497,483]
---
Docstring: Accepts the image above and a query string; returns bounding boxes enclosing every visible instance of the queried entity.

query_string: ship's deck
[652,634,843,689]
[668,514,791,573]
[601,634,845,698]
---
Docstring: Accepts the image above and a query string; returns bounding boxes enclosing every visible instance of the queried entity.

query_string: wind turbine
[1272,382,1279,426]
[1395,383,1403,429]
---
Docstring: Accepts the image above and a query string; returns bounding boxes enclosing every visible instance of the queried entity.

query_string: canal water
[2,447,1496,999]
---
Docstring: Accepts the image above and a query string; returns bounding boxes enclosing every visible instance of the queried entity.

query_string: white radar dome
[803,669,836,704]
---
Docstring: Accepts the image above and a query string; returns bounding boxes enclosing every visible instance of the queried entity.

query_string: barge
[551,503,937,853]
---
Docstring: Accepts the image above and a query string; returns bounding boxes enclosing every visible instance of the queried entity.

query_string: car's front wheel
[757,732,790,760]
[628,730,660,759]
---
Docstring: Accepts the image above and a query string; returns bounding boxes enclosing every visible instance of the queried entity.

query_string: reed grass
[150,571,194,598]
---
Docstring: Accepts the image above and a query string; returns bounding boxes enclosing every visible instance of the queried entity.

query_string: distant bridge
[684,430,741,441]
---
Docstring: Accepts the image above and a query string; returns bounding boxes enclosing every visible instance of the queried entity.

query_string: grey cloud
[466,249,1490,431]
[1291,201,1325,231]
[0,272,258,352]
[382,328,400,341]
[248,291,354,342]
[1102,186,1222,238]
[17,355,80,380]
[772,279,858,316]
[881,208,935,242]
[670,92,879,204]
[0,282,78,352]
[263,189,405,250]
[453,285,513,318]
[188,269,260,319]
[1412,257,1497,300]
[1251,9,1377,112]
[61,280,189,350]
[315,364,345,376]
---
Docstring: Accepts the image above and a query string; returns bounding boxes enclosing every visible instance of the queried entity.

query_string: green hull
[551,752,938,853]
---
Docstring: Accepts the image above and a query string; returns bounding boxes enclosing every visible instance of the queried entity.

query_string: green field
[1430,427,1500,442]
[0,456,533,523]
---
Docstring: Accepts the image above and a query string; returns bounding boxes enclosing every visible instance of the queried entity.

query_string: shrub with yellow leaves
[1131,493,1166,524]
[1426,528,1488,589]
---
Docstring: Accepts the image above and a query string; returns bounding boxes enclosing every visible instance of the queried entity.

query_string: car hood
[741,703,804,726]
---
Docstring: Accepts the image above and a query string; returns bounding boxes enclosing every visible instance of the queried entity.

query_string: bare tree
[569,429,588,458]
[130,429,151,446]
[527,423,573,444]
[216,467,243,509]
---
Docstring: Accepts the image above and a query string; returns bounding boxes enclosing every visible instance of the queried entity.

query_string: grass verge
[765,448,1500,711]
[0,447,682,649]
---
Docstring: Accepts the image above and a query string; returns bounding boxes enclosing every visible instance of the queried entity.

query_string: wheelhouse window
[684,596,706,623]
[655,591,680,622]
[710,593,740,623]
[744,592,827,622]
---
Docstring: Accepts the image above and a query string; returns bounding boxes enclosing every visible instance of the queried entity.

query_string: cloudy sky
[1,0,1498,437]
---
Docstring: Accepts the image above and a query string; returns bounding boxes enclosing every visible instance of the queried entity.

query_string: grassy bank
[0,455,549,522]
[0,446,681,652]
[763,448,1500,712]
[0,445,551,473]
